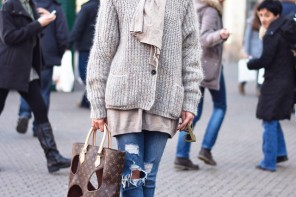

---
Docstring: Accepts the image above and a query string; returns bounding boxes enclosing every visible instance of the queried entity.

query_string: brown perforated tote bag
[67,125,125,197]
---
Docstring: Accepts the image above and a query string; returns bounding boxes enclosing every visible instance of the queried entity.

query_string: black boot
[36,123,71,173]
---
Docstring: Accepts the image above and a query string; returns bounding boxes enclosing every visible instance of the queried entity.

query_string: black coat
[35,0,69,66]
[68,0,99,51]
[0,0,43,92]
[247,18,295,121]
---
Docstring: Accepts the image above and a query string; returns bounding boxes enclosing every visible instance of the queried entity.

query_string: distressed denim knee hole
[122,164,148,190]
[125,144,140,155]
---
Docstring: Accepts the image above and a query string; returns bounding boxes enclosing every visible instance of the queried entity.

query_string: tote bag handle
[79,124,112,166]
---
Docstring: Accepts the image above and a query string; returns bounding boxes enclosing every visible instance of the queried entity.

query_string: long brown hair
[252,3,261,31]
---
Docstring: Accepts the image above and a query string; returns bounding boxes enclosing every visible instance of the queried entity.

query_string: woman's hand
[220,28,230,40]
[177,111,195,131]
[37,8,50,16]
[92,118,107,132]
[37,8,56,27]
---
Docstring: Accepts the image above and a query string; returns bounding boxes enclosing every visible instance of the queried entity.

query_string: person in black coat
[247,0,295,172]
[16,0,69,136]
[0,0,70,173]
[68,0,100,109]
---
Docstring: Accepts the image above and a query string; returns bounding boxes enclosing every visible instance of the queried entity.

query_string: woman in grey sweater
[86,0,203,196]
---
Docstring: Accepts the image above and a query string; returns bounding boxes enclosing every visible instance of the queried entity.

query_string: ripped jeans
[116,131,169,197]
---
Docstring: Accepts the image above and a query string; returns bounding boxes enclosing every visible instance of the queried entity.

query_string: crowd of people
[0,0,295,196]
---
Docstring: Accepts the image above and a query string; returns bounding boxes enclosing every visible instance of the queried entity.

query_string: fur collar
[200,0,223,15]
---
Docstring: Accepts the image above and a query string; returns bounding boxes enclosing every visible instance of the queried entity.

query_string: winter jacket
[68,0,99,51]
[247,17,295,120]
[0,0,43,92]
[35,0,69,67]
[195,0,225,90]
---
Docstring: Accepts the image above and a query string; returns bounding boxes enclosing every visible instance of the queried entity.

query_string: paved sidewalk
[0,64,295,197]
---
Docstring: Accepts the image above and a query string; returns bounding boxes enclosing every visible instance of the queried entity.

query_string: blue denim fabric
[116,131,169,197]
[19,67,53,130]
[258,120,288,171]
[176,72,227,158]
[78,51,90,108]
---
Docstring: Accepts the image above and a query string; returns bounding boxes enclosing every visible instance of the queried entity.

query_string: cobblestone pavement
[0,64,295,197]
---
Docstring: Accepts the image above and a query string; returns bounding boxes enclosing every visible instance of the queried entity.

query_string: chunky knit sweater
[86,0,204,120]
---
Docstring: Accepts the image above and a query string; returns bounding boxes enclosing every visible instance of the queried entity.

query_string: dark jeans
[18,67,53,131]
[0,80,48,124]
[176,72,227,158]
[78,51,90,108]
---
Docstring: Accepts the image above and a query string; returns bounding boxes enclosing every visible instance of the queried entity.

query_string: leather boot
[198,148,217,166]
[36,122,71,173]
[174,157,199,170]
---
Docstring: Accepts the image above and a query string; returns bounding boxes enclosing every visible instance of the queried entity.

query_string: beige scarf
[259,26,267,40]
[130,0,167,68]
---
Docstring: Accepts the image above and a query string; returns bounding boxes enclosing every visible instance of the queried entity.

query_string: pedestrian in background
[0,0,70,173]
[175,0,229,170]
[280,0,296,16]
[280,0,296,117]
[239,2,263,96]
[247,0,295,172]
[16,0,69,136]
[87,0,203,195]
[68,0,100,109]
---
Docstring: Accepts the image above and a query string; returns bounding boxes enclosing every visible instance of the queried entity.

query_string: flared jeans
[258,120,288,171]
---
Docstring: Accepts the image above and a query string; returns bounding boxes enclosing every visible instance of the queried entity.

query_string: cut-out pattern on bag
[71,155,79,174]
[88,168,103,191]
[67,127,125,197]
[67,185,83,197]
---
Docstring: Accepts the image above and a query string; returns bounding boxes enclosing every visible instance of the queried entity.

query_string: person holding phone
[0,0,70,173]
[16,0,69,136]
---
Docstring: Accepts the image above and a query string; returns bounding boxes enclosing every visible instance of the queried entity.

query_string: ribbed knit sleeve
[86,0,120,119]
[181,0,204,115]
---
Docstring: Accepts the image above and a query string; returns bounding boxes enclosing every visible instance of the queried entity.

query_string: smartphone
[51,10,56,15]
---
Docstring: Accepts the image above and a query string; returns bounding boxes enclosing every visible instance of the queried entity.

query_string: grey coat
[195,0,224,90]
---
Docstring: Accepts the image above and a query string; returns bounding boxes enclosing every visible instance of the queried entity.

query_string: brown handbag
[67,125,125,197]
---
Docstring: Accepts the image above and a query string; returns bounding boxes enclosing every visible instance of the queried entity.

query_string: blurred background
[0,0,259,62]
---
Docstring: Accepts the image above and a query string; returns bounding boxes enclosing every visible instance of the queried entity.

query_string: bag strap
[95,124,112,167]
[79,125,112,166]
